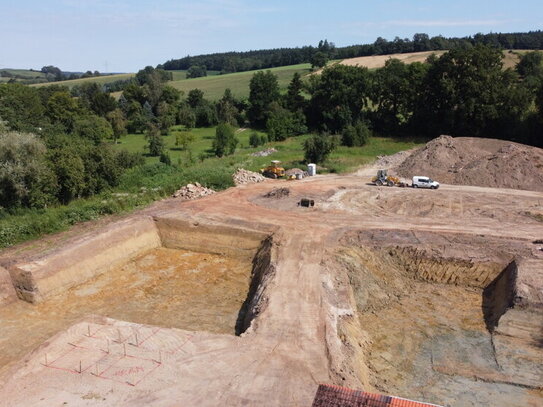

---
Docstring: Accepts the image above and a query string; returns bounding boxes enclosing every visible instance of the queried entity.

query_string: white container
[295,173,303,180]
[307,163,317,176]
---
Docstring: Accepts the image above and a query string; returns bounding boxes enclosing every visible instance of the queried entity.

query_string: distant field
[0,68,47,83]
[336,49,535,70]
[167,64,312,100]
[30,73,135,88]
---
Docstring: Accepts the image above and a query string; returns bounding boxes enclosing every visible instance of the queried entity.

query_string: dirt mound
[172,182,215,199]
[263,187,290,199]
[395,136,543,191]
[233,168,266,185]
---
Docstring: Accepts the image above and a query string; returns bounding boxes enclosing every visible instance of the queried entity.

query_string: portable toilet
[307,163,317,176]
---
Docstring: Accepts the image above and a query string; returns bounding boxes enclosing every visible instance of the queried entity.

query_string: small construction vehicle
[261,160,285,179]
[371,169,400,186]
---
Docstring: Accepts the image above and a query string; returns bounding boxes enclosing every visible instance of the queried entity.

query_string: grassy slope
[167,64,312,100]
[30,73,135,88]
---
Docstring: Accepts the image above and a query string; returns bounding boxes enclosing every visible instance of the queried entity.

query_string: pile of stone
[172,182,215,200]
[285,168,308,178]
[251,148,278,157]
[233,168,266,185]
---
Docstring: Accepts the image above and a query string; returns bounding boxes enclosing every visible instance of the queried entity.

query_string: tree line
[244,46,543,162]
[160,31,543,74]
[1,46,542,212]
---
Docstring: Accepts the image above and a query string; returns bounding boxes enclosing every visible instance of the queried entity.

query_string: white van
[412,176,439,189]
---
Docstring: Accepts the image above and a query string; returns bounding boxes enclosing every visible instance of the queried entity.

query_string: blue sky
[1,0,542,72]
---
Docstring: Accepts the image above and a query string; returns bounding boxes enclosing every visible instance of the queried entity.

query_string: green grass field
[167,64,313,100]
[113,126,422,174]
[30,73,135,89]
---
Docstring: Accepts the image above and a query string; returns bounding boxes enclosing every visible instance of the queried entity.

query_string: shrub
[303,134,337,163]
[341,120,371,147]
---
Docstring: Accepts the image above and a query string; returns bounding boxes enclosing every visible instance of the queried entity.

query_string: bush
[341,120,371,147]
[159,152,172,165]
[303,134,337,163]
[249,131,267,147]
[115,150,145,169]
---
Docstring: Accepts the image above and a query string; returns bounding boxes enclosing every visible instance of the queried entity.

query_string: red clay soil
[395,136,543,191]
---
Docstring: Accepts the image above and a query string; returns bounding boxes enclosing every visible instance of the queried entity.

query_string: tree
[73,115,114,144]
[303,134,336,163]
[308,64,370,133]
[516,51,543,91]
[187,88,205,108]
[266,103,307,141]
[248,70,280,127]
[145,124,164,156]
[311,51,329,69]
[213,123,238,157]
[48,147,85,204]
[217,88,239,126]
[412,45,528,139]
[175,131,195,150]
[186,65,207,78]
[106,108,128,143]
[0,131,58,208]
[46,91,80,130]
[285,72,306,112]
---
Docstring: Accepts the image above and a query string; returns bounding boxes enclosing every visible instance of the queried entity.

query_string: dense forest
[1,43,542,216]
[160,31,543,73]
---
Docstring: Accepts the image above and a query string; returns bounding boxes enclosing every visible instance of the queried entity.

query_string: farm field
[166,64,312,100]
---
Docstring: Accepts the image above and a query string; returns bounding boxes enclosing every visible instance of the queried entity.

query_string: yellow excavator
[371,169,400,186]
[261,160,285,179]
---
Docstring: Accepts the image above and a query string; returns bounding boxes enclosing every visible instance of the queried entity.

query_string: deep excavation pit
[325,241,542,407]
[0,217,272,376]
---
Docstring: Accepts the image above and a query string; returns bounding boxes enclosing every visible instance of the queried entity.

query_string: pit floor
[0,248,251,374]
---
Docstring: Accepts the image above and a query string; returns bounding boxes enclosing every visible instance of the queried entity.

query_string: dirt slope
[395,135,543,191]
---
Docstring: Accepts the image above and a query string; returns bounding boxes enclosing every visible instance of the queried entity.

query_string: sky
[1,0,542,73]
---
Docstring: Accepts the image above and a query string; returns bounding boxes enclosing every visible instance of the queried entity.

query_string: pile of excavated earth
[0,136,541,407]
[395,135,543,191]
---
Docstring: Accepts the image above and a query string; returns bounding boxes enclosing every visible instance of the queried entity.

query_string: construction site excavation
[0,136,542,407]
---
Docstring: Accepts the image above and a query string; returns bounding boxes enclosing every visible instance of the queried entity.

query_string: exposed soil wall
[7,217,161,303]
[0,266,17,305]
[483,261,518,331]
[155,217,267,260]
[235,236,276,335]
[387,246,505,288]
